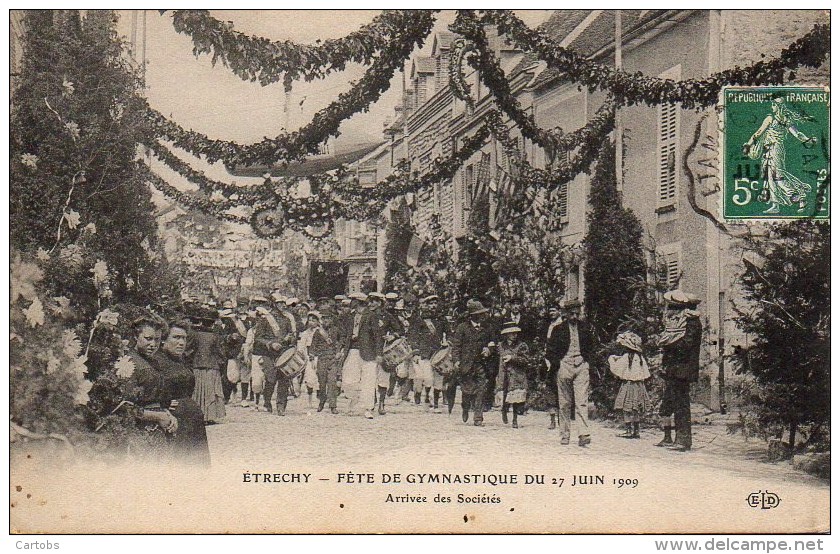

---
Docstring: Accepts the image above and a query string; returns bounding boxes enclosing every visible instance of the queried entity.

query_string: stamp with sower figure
[721,86,829,220]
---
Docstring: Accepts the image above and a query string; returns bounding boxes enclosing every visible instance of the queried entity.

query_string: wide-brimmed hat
[334,294,348,302]
[394,300,406,311]
[285,297,300,307]
[500,321,522,335]
[663,289,700,308]
[368,291,386,302]
[251,295,270,305]
[467,299,489,315]
[341,298,353,306]
[617,331,643,352]
[218,308,235,318]
[307,310,322,320]
[349,292,367,301]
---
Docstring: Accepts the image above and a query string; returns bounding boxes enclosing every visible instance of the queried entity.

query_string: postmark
[721,86,829,220]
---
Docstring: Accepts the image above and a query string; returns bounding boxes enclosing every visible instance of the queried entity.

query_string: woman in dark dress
[153,319,211,466]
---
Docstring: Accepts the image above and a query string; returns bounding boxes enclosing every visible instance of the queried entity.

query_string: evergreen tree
[582,141,648,410]
[734,221,830,452]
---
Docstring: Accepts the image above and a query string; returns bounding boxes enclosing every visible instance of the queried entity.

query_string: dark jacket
[351,308,387,362]
[251,312,295,358]
[544,319,594,370]
[407,313,447,360]
[188,330,226,370]
[662,316,702,382]
[450,318,497,374]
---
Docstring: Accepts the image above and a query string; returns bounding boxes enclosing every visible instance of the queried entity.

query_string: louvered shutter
[556,182,569,221]
[657,66,681,207]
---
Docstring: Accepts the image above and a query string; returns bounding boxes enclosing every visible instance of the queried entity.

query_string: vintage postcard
[8,8,830,535]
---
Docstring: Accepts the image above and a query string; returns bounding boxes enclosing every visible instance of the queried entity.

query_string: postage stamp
[721,86,830,220]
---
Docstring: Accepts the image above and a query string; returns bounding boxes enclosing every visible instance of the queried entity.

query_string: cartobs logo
[746,490,782,509]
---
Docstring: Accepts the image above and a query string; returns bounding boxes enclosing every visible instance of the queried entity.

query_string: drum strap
[261,312,282,338]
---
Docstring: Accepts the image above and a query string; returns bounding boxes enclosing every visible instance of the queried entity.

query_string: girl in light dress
[609,331,651,439]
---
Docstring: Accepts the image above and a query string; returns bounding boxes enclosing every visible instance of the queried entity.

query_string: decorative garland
[145,13,435,168]
[480,10,830,109]
[170,10,438,88]
[146,140,275,203]
[142,164,250,224]
[450,11,551,148]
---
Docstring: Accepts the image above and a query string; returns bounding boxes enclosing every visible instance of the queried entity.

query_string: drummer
[373,292,402,415]
[382,291,404,399]
[407,294,447,410]
[392,298,415,401]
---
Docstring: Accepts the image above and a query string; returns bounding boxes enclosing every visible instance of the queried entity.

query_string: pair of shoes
[240,400,251,408]
[473,420,484,427]
[578,435,591,447]
[462,409,469,423]
[364,410,374,419]
[502,412,509,425]
[378,407,386,415]
[433,407,442,414]
[512,422,519,429]
[560,436,570,445]
[317,405,324,412]
[277,411,285,417]
[655,438,673,447]
[330,407,339,414]
[668,443,691,452]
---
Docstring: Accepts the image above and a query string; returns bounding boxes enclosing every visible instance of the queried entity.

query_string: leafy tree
[10,10,174,315]
[734,221,830,453]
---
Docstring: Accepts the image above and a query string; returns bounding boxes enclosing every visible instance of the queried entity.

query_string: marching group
[121,284,703,464]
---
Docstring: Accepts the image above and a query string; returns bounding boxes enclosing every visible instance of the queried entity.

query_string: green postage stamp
[721,86,830,220]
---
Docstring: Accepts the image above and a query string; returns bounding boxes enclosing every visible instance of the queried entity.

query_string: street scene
[9,9,830,535]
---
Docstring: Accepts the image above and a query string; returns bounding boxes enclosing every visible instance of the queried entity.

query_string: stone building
[391,9,828,409]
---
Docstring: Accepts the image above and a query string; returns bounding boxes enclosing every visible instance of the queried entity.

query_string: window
[657,65,681,210]
[454,164,474,237]
[658,242,682,290]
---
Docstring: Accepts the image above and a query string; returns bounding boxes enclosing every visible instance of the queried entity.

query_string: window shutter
[657,65,681,207]
[556,182,569,220]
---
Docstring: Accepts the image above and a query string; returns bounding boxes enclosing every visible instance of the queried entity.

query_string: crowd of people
[120,285,703,464]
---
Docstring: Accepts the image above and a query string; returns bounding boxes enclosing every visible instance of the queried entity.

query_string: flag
[406,234,425,267]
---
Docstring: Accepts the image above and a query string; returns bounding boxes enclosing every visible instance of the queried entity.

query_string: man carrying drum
[408,295,449,412]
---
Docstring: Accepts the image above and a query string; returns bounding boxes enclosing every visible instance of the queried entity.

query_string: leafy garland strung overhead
[145,140,275,203]
[449,11,552,149]
[480,10,830,109]
[170,10,439,88]
[144,13,435,167]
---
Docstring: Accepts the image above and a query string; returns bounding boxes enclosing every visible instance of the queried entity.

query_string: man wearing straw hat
[450,299,497,426]
[657,289,702,452]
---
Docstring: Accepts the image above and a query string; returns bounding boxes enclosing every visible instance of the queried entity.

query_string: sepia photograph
[7,6,831,536]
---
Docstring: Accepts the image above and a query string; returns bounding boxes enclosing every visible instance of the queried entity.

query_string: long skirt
[193,368,226,422]
[170,397,211,466]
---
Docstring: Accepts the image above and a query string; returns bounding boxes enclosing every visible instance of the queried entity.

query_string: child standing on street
[609,331,651,439]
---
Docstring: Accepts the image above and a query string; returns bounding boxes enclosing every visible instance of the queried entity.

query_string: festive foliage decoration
[480,10,830,109]
[170,10,439,87]
[144,13,435,167]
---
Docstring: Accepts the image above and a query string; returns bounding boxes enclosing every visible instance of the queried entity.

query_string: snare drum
[275,347,307,379]
[382,337,413,367]
[430,347,454,375]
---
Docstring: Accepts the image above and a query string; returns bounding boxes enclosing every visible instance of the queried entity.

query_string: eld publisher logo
[746,490,781,509]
